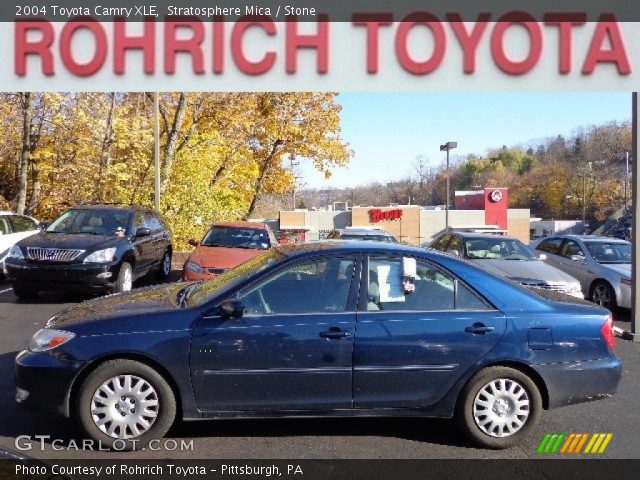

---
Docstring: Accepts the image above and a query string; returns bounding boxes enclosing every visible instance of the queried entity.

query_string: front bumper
[15,349,81,417]
[5,258,120,292]
[534,356,622,409]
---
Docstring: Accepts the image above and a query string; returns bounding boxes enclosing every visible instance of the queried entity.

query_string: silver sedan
[533,235,632,310]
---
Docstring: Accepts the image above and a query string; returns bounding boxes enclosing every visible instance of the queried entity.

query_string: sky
[299,92,632,189]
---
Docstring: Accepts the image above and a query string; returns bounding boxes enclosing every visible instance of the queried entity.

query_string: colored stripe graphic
[537,433,612,454]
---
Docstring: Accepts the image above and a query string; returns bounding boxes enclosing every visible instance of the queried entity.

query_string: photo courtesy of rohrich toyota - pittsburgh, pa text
[0,1,638,479]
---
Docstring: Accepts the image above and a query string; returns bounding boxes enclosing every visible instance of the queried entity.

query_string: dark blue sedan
[15,242,621,450]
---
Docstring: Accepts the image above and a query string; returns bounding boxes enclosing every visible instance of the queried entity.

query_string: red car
[182,221,277,281]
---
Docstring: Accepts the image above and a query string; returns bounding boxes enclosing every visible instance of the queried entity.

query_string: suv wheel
[114,262,133,293]
[13,286,39,300]
[156,250,172,280]
[76,359,176,450]
[456,366,542,449]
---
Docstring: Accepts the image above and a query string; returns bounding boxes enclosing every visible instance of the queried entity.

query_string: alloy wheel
[162,252,171,276]
[472,378,530,438]
[592,285,611,308]
[90,375,160,439]
[122,267,133,292]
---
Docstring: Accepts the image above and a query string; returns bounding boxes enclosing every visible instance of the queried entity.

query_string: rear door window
[431,235,451,251]
[9,215,38,233]
[537,238,563,255]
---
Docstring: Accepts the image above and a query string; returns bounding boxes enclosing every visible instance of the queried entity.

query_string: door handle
[465,323,495,335]
[320,328,351,339]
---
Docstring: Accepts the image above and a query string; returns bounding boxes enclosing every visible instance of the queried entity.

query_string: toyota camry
[15,241,621,450]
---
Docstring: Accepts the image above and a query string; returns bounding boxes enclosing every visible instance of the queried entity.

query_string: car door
[0,216,13,260]
[552,239,593,285]
[190,254,360,412]
[353,254,506,409]
[144,212,169,264]
[131,211,155,273]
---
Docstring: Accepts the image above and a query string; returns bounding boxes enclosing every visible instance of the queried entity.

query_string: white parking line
[0,287,13,295]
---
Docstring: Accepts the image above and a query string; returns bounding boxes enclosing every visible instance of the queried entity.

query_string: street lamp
[440,141,457,228]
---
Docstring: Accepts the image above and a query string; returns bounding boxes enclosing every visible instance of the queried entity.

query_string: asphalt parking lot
[0,274,638,460]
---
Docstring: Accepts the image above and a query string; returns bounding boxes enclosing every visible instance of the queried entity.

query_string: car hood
[46,283,187,327]
[476,259,578,283]
[601,263,631,277]
[17,232,120,251]
[190,245,265,269]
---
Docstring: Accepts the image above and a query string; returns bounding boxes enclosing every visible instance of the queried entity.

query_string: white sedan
[0,212,41,272]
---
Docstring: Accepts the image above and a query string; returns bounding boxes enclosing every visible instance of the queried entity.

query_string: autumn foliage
[0,92,352,249]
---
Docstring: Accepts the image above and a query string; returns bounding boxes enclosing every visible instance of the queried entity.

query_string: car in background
[4,204,172,298]
[429,232,584,298]
[0,212,41,275]
[182,221,277,281]
[327,227,398,243]
[16,241,620,450]
[534,235,631,310]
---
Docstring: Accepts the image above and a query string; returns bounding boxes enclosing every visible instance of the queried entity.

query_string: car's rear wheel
[77,359,176,450]
[13,286,39,300]
[457,366,542,449]
[590,280,617,310]
[114,262,133,293]
[156,249,172,279]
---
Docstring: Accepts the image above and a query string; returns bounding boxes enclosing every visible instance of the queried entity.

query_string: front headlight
[28,329,75,352]
[185,261,204,273]
[7,245,24,260]
[83,248,117,263]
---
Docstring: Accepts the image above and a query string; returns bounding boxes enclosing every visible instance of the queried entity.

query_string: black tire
[13,286,39,300]
[156,249,172,280]
[114,262,133,294]
[76,359,176,451]
[589,280,617,311]
[456,366,542,449]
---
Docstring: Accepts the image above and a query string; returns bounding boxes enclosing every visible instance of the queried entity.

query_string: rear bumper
[5,259,120,292]
[534,356,622,409]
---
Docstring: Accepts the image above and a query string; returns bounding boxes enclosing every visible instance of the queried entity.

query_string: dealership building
[278,188,531,245]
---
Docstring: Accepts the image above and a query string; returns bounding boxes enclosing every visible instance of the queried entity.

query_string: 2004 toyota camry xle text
[15,241,621,450]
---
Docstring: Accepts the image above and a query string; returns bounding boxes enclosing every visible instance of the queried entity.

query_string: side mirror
[39,222,48,230]
[136,227,151,237]
[217,299,244,319]
[188,238,200,247]
[538,253,547,261]
[570,255,585,262]
[449,249,461,257]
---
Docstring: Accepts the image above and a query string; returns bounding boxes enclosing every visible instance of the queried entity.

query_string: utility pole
[440,141,457,228]
[632,93,639,341]
[625,151,630,211]
[153,92,161,212]
[289,157,300,210]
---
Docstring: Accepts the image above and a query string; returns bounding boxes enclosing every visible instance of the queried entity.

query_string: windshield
[465,238,537,260]
[202,226,270,250]
[184,249,286,307]
[46,209,131,236]
[585,242,631,264]
[341,234,397,243]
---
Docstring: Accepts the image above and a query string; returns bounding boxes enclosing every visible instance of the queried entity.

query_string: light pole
[624,151,630,212]
[440,141,457,228]
[154,92,160,211]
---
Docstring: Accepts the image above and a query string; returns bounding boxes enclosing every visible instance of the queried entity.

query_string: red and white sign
[370,208,403,222]
[489,189,504,202]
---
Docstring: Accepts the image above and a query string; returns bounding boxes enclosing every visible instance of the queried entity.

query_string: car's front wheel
[590,280,617,310]
[114,262,133,294]
[457,366,542,449]
[156,249,172,280]
[76,359,176,450]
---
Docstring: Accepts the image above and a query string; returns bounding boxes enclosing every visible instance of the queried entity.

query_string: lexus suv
[4,204,172,299]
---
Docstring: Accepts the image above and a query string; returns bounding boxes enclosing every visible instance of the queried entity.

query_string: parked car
[182,221,277,281]
[534,235,632,310]
[429,232,584,298]
[327,227,398,242]
[0,212,41,275]
[4,204,172,298]
[16,241,620,450]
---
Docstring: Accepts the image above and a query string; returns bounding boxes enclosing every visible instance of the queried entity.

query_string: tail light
[601,315,616,349]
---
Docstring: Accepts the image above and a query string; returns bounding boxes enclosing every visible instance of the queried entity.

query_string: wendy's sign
[370,208,403,222]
